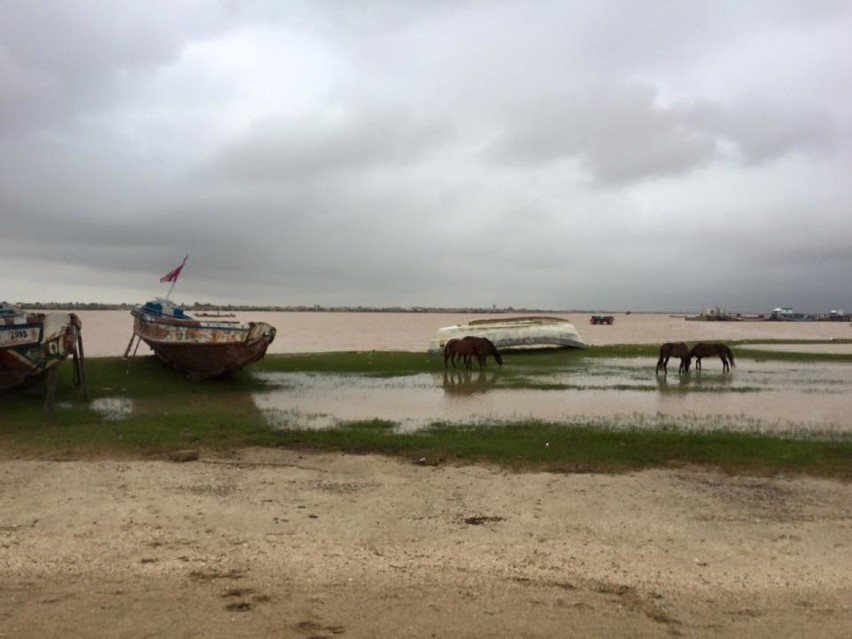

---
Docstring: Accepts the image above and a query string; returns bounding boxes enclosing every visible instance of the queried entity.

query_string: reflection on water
[252,359,852,438]
[441,369,503,395]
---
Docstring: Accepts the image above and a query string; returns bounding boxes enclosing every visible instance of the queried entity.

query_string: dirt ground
[1,448,850,638]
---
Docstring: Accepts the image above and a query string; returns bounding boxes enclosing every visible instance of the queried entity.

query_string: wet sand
[3,313,850,637]
[1,448,851,638]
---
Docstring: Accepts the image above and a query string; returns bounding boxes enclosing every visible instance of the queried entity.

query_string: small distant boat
[428,316,585,354]
[1,303,86,398]
[126,298,276,379]
[685,307,741,321]
[768,307,810,321]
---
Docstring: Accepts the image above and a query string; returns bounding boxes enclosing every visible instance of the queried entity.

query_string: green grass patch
[267,420,852,480]
[1,352,850,480]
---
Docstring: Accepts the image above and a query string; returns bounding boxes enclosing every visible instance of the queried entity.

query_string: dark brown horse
[463,336,503,367]
[689,342,735,372]
[443,336,503,369]
[656,342,691,375]
[444,338,477,368]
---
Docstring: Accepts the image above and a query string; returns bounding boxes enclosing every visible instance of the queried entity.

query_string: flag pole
[165,278,177,301]
[161,255,188,302]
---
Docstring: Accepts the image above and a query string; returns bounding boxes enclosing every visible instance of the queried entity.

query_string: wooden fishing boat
[428,316,585,354]
[126,298,276,379]
[0,303,86,400]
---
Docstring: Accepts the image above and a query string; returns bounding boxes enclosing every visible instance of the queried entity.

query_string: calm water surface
[252,359,852,437]
[68,310,852,357]
[62,310,851,437]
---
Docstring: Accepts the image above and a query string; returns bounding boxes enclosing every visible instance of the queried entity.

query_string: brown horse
[443,336,503,369]
[689,343,735,372]
[463,336,503,367]
[656,342,691,375]
[444,338,478,368]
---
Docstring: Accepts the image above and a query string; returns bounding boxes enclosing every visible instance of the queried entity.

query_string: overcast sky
[2,1,850,312]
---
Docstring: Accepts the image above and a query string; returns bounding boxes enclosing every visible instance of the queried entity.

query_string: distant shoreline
[12,302,651,315]
[11,302,845,319]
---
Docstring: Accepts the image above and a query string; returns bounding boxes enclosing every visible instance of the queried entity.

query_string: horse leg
[721,355,729,373]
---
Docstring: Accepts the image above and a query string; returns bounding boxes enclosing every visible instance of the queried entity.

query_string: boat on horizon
[684,307,742,321]
[428,316,585,355]
[769,307,811,321]
[126,298,276,379]
[1,302,86,400]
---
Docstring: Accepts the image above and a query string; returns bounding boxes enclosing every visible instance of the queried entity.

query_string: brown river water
[67,311,852,437]
[67,310,852,357]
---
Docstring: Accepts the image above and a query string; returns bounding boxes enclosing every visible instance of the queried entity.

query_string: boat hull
[131,307,276,379]
[1,309,82,391]
[428,316,585,355]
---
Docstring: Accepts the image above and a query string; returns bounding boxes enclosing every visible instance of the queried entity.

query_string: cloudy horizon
[2,1,850,314]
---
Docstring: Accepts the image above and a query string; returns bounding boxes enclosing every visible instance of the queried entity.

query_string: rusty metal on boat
[1,302,87,403]
[126,298,276,379]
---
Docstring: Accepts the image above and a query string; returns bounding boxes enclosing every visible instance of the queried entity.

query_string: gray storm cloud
[1,0,850,312]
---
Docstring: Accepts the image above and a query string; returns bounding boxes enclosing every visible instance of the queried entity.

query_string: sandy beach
[1,448,850,638]
[2,314,850,637]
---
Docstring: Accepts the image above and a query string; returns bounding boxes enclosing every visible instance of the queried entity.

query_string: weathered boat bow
[1,303,87,406]
[126,298,276,379]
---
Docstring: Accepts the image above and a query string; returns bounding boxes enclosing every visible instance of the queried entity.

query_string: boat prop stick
[74,328,88,400]
[123,333,137,358]
[125,333,144,375]
[44,367,57,415]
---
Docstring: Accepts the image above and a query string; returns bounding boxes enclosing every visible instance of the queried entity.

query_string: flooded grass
[252,356,852,439]
[1,350,851,478]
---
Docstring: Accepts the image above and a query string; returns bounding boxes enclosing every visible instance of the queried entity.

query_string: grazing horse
[444,336,503,369]
[444,338,479,368]
[462,336,503,368]
[689,342,735,372]
[656,342,691,375]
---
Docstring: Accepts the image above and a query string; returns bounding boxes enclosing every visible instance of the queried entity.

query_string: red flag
[160,256,188,283]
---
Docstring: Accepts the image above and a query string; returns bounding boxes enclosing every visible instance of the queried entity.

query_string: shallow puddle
[89,396,134,421]
[253,359,852,438]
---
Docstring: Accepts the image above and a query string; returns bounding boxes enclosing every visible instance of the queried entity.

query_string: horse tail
[443,339,455,367]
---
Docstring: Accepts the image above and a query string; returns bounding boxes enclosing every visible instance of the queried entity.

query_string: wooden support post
[45,367,57,415]
[76,332,88,400]
[123,334,137,358]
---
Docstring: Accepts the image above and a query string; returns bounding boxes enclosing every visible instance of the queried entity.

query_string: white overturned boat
[428,316,585,354]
